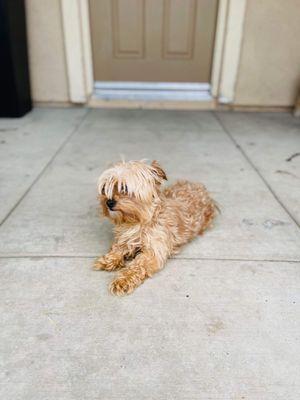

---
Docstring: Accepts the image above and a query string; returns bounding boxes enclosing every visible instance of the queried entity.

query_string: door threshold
[93,81,213,102]
[90,81,215,109]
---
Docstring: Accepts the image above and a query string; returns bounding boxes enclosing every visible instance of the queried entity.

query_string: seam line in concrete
[0,108,90,227]
[213,111,300,229]
[0,254,299,263]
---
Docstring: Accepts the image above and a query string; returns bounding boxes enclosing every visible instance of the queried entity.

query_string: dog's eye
[121,184,128,194]
[101,186,105,195]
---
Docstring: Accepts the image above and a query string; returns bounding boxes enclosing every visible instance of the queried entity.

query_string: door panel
[163,0,197,59]
[90,0,218,82]
[111,0,145,58]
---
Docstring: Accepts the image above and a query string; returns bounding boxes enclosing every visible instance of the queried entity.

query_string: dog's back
[163,180,216,235]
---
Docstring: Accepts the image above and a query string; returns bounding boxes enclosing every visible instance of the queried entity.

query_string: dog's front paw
[93,256,107,271]
[109,276,137,296]
[93,256,120,271]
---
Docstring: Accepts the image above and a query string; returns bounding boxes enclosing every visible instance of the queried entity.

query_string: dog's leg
[110,249,163,295]
[93,244,126,271]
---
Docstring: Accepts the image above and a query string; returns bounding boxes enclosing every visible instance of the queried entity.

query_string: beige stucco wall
[25,0,69,102]
[234,0,300,107]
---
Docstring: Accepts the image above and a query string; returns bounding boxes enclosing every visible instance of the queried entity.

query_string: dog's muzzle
[106,199,116,210]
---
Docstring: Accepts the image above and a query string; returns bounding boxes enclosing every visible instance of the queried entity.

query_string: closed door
[89,0,218,83]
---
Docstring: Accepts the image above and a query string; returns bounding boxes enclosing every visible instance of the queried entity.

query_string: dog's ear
[151,160,167,181]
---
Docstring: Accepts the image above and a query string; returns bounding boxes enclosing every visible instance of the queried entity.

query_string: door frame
[60,0,247,105]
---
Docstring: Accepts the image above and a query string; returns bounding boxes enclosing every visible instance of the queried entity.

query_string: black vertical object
[0,0,32,117]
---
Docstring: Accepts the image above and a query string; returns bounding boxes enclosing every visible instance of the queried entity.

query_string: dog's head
[97,160,167,224]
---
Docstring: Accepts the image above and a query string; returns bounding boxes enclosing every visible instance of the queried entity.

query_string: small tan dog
[94,160,216,295]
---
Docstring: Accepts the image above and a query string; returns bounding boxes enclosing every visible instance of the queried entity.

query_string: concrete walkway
[1,109,299,400]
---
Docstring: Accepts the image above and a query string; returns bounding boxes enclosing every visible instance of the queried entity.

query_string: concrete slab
[0,108,87,223]
[0,114,32,130]
[0,257,299,400]
[0,109,299,260]
[216,112,300,225]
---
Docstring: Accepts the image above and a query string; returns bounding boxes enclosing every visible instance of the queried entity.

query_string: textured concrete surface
[0,108,300,399]
[1,257,299,400]
[0,108,87,222]
[0,110,299,260]
[217,112,300,225]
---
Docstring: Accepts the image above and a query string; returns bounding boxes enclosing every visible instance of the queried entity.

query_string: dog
[94,160,216,295]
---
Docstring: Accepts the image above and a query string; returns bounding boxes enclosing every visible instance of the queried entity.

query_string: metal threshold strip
[93,81,212,102]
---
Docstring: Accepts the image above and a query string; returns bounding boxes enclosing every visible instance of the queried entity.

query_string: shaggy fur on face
[94,160,217,295]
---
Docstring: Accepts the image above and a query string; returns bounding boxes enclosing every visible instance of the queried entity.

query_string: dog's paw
[93,256,118,271]
[93,256,106,271]
[109,277,136,296]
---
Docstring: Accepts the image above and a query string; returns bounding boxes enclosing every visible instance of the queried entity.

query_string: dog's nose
[106,199,116,210]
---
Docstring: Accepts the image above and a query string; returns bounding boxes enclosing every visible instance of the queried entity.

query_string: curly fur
[94,160,216,295]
